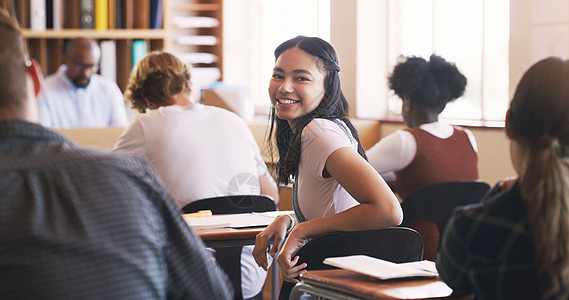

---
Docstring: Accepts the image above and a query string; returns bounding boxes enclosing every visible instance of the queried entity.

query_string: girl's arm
[276,146,403,282]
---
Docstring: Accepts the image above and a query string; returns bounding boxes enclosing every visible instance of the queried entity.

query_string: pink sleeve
[301,119,355,179]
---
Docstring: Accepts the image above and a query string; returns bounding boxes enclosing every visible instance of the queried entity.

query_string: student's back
[367,55,478,198]
[0,10,232,299]
[437,57,569,299]
[115,103,266,207]
[0,119,233,300]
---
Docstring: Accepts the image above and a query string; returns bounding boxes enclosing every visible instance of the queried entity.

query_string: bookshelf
[1,0,223,93]
[1,0,171,92]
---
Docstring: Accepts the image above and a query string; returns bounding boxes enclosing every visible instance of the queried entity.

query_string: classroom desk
[196,227,266,248]
[290,269,475,300]
[195,226,279,300]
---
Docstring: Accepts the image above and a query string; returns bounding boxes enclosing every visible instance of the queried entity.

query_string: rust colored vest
[395,126,478,199]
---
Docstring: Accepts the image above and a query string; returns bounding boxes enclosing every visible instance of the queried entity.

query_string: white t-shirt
[113,103,269,298]
[113,103,268,209]
[366,121,478,182]
[38,65,129,128]
[297,118,360,221]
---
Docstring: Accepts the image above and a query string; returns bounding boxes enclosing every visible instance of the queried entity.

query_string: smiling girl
[252,36,403,299]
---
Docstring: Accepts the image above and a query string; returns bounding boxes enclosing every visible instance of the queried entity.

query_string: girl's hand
[276,227,308,283]
[252,215,290,271]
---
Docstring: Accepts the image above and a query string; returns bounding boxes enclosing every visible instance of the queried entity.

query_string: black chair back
[182,194,276,214]
[279,227,423,299]
[400,180,491,260]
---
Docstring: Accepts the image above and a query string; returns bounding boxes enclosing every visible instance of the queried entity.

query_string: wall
[509,0,569,98]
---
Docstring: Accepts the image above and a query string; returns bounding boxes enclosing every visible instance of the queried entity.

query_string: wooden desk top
[299,269,474,300]
[195,227,265,247]
[196,227,265,241]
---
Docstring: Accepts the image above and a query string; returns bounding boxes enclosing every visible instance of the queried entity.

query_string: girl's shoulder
[304,118,346,136]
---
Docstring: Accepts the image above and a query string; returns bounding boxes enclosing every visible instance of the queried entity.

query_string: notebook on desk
[323,255,439,280]
[184,211,294,230]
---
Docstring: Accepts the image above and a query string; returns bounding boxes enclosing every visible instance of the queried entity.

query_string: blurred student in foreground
[437,57,569,300]
[0,9,232,300]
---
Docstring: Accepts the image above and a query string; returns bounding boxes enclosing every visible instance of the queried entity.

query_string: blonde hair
[125,51,192,113]
[507,57,569,299]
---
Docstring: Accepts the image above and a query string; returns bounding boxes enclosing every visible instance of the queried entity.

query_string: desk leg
[272,258,279,300]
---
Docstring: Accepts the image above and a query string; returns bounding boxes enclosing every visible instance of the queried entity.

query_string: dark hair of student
[267,36,366,185]
[0,8,28,112]
[507,57,569,299]
[388,54,466,114]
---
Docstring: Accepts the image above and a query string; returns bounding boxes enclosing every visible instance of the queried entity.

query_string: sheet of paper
[252,210,295,218]
[399,260,438,274]
[184,212,291,229]
[323,255,438,280]
[381,281,453,298]
[184,217,231,230]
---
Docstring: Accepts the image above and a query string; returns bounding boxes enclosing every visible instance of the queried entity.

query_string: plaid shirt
[436,181,543,300]
[0,120,232,300]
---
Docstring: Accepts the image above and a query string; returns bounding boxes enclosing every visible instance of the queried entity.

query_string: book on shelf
[132,40,148,68]
[46,0,53,29]
[46,0,62,29]
[79,0,94,29]
[132,0,149,29]
[30,0,46,31]
[118,0,133,29]
[95,0,107,30]
[107,0,115,28]
[64,0,80,29]
[53,0,62,30]
[100,40,117,82]
[149,0,163,29]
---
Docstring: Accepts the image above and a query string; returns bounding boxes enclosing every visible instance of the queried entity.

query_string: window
[223,0,508,123]
[223,0,330,118]
[378,0,510,122]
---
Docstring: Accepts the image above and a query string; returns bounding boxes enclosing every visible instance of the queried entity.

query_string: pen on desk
[182,210,213,218]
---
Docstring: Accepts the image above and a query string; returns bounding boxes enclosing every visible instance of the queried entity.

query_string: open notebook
[323,255,439,280]
[184,211,294,230]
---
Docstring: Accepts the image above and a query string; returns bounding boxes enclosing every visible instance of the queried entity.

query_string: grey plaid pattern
[436,181,542,300]
[0,120,232,300]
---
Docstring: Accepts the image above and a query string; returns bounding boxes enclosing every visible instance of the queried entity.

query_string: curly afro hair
[388,54,466,114]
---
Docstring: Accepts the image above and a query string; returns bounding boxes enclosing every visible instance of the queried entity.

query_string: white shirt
[366,121,478,181]
[297,118,360,221]
[38,65,129,128]
[113,103,269,298]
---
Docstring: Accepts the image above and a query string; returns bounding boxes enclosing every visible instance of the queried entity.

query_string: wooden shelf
[168,0,223,87]
[170,3,220,11]
[23,29,168,40]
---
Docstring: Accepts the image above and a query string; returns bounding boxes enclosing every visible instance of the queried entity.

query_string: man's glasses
[68,61,98,73]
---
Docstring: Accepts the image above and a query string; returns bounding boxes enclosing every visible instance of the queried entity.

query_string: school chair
[182,194,277,300]
[400,180,491,261]
[279,226,424,299]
